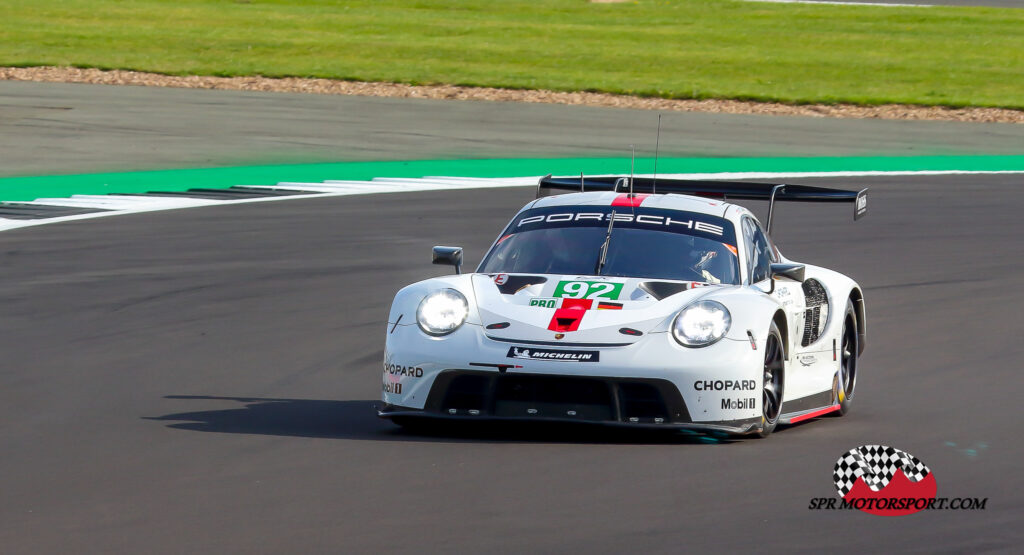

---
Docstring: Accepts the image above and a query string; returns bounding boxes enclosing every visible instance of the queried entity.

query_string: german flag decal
[596,301,623,310]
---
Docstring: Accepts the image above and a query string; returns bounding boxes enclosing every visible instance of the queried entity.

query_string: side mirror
[768,263,805,294]
[432,246,464,274]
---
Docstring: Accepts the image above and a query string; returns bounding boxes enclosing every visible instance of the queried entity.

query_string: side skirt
[778,389,838,425]
[779,404,840,425]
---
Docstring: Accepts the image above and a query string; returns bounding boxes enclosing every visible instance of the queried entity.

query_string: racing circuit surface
[4,81,1024,178]
[1,169,1021,551]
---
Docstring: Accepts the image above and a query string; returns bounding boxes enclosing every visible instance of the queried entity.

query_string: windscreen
[478,206,740,284]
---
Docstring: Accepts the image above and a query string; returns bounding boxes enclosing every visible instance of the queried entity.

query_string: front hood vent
[639,281,692,300]
[494,275,547,295]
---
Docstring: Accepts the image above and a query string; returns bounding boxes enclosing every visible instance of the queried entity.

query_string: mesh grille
[801,279,829,346]
[425,371,691,424]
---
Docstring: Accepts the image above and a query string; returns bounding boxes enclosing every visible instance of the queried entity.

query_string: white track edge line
[0,169,1020,233]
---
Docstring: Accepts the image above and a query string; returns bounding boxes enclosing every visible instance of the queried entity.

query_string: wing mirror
[768,263,805,294]
[432,246,464,274]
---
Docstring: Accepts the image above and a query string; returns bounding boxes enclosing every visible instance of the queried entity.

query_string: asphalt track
[1,169,1022,552]
[4,81,1024,178]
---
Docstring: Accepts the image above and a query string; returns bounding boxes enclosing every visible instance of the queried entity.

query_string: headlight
[416,289,469,336]
[672,300,731,347]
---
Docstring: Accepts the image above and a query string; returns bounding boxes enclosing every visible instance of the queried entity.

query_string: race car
[380,175,868,437]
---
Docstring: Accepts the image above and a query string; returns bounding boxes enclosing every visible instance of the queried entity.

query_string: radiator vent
[801,279,830,347]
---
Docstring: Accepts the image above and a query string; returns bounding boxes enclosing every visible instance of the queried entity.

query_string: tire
[836,300,858,416]
[756,321,785,438]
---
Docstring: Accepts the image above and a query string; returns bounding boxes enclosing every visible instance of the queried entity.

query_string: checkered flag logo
[833,445,931,497]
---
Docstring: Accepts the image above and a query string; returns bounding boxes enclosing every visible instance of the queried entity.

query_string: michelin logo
[507,346,600,362]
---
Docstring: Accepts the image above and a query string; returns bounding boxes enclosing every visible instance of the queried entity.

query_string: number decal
[587,282,616,299]
[553,281,623,300]
[561,281,587,298]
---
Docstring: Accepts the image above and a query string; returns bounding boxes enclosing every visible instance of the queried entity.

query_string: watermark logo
[834,445,936,516]
[809,444,986,514]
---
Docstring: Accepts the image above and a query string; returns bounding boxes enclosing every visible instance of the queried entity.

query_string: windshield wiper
[594,210,616,275]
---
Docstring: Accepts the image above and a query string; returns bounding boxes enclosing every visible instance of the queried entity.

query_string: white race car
[380,175,867,437]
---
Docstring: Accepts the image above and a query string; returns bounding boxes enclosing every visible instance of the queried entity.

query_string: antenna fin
[629,145,637,216]
[629,144,635,197]
[653,114,662,195]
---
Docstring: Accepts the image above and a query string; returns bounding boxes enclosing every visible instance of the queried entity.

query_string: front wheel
[836,300,858,416]
[756,321,785,438]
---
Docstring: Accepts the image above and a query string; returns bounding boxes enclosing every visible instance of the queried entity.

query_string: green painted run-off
[1,155,1023,203]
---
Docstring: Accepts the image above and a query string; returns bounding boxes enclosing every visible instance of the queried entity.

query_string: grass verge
[1,0,1022,109]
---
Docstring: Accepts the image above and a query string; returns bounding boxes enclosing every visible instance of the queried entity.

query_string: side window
[742,217,773,283]
[753,218,779,264]
[741,218,757,282]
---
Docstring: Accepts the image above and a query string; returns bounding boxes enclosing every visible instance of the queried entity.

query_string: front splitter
[378,406,762,436]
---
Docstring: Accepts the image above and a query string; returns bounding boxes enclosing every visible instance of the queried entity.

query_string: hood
[471,273,716,345]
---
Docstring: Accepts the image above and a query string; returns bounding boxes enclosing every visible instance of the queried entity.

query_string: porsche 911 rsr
[379,175,867,437]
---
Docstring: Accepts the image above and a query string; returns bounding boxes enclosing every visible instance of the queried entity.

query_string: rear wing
[537,174,867,232]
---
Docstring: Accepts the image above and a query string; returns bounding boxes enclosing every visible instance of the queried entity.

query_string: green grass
[1,0,1022,108]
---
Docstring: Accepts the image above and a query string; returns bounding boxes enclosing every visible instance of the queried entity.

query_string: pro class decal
[506,346,600,362]
[553,280,623,300]
[529,297,623,309]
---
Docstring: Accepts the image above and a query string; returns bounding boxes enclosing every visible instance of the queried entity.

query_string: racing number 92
[553,280,623,300]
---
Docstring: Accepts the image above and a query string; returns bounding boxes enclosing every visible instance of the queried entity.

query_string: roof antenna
[653,114,662,195]
[629,145,638,218]
[629,144,635,198]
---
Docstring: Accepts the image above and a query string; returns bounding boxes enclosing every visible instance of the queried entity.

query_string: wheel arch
[848,287,866,355]
[772,309,789,360]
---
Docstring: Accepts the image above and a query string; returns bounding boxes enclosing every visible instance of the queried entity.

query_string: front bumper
[380,366,762,434]
[382,321,766,433]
